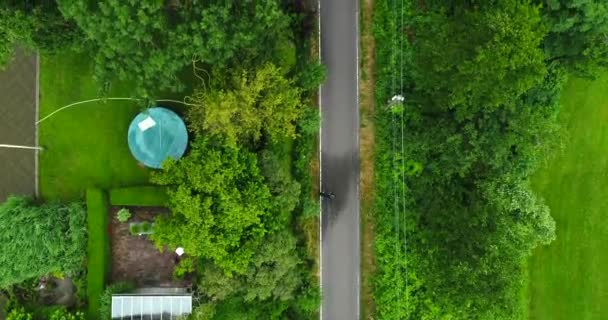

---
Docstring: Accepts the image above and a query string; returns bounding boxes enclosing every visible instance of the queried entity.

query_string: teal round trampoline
[127,107,188,169]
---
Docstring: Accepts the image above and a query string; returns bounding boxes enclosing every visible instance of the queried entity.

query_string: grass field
[38,51,150,201]
[528,72,608,319]
[85,188,110,319]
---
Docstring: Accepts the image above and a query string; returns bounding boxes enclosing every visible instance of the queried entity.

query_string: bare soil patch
[110,206,189,288]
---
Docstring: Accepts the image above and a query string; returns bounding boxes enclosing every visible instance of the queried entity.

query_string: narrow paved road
[320,0,360,319]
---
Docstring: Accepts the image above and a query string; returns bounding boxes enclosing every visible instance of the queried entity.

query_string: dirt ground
[360,0,378,317]
[110,206,188,288]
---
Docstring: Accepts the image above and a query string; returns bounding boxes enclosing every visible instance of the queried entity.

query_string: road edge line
[355,0,362,318]
[317,0,323,319]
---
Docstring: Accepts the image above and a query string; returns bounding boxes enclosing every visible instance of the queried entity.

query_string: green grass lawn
[85,188,110,319]
[527,72,608,319]
[39,51,150,201]
[109,186,168,206]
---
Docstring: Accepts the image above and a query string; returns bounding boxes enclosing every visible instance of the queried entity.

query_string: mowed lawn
[38,51,150,201]
[528,72,608,319]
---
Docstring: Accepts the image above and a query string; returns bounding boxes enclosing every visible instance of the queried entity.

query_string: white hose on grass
[36,97,196,125]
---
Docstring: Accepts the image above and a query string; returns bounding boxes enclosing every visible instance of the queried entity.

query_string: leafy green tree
[150,137,276,275]
[258,149,301,221]
[57,1,291,97]
[295,61,327,95]
[187,64,303,146]
[0,197,86,288]
[412,0,547,118]
[0,1,79,67]
[199,231,303,302]
[540,0,608,76]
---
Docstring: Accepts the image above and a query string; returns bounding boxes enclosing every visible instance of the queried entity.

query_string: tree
[540,0,608,76]
[412,0,547,118]
[258,149,301,221]
[187,64,303,146]
[57,1,291,97]
[150,137,277,275]
[0,1,79,67]
[0,197,86,288]
[199,231,303,302]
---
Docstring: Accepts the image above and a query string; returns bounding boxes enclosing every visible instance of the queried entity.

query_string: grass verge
[85,188,110,320]
[360,0,377,317]
[109,186,168,207]
[527,72,608,320]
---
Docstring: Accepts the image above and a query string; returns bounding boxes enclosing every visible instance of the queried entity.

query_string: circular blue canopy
[127,107,188,169]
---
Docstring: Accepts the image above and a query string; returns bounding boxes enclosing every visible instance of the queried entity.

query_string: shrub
[0,196,86,288]
[174,256,195,279]
[99,282,134,320]
[116,208,131,222]
[140,222,153,234]
[129,222,154,236]
[48,308,85,320]
[6,308,32,320]
[129,224,142,236]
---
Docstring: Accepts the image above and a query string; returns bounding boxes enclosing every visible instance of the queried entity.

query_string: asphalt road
[320,1,360,319]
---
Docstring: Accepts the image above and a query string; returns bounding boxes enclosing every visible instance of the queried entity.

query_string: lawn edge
[86,188,110,320]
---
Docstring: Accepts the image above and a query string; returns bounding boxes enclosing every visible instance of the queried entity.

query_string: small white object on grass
[176,247,184,256]
[390,95,405,103]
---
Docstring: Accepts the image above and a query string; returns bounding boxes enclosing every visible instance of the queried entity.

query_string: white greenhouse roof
[111,294,192,320]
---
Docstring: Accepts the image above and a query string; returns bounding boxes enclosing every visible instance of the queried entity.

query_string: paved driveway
[320,0,360,319]
[0,49,38,201]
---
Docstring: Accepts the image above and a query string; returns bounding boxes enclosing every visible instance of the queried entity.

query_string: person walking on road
[320,191,336,199]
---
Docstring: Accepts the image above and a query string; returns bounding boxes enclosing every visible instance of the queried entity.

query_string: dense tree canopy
[199,231,303,302]
[187,64,303,146]
[150,137,275,275]
[0,197,86,288]
[57,0,291,96]
[412,0,547,117]
[0,1,79,67]
[540,0,608,76]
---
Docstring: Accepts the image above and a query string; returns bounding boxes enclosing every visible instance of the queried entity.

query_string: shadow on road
[321,150,357,232]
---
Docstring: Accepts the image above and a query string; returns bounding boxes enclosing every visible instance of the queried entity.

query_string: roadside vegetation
[0,1,323,319]
[359,0,378,317]
[370,0,608,319]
